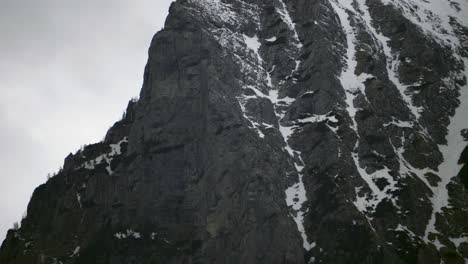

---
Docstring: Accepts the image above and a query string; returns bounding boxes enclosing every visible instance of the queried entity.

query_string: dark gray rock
[1,0,467,263]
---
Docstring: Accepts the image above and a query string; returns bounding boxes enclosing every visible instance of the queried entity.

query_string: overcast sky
[0,0,174,242]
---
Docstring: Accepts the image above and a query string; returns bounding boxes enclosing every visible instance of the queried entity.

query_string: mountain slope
[1,0,467,263]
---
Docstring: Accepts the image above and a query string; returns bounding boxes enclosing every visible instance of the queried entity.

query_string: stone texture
[1,0,467,263]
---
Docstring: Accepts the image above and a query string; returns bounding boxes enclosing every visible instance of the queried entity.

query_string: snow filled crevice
[423,57,468,246]
[205,3,272,139]
[236,34,271,139]
[352,151,400,216]
[114,229,141,239]
[274,97,315,251]
[207,1,314,250]
[70,246,80,257]
[249,1,313,249]
[208,1,306,142]
[197,0,468,257]
[276,0,303,50]
[243,34,262,63]
[330,0,400,219]
[357,0,468,252]
[450,236,468,256]
[393,224,418,241]
[389,136,435,190]
[382,119,413,128]
[329,0,374,133]
[338,0,439,189]
[354,0,468,251]
[262,4,318,249]
[356,0,468,254]
[81,137,128,175]
[263,83,321,252]
[76,193,82,209]
[236,95,266,138]
[330,2,467,251]
[276,0,303,80]
[261,76,315,251]
[354,0,424,122]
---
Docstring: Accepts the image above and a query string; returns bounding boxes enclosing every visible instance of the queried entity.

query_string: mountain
[1,0,467,263]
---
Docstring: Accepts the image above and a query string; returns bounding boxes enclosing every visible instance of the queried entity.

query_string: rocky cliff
[1,0,467,263]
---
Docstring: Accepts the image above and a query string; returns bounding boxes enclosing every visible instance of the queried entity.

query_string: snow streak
[332,0,468,256]
[355,0,423,122]
[201,0,315,250]
[330,0,400,218]
[269,89,314,251]
[194,0,468,256]
[273,0,315,251]
[81,137,128,175]
[424,57,468,249]
[374,0,468,252]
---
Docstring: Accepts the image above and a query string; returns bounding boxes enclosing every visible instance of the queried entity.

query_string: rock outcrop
[1,0,467,263]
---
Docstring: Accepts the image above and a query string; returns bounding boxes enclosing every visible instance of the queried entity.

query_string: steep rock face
[1,0,467,263]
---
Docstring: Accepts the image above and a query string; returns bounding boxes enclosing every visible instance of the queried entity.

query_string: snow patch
[268,87,314,251]
[356,0,424,121]
[76,193,82,209]
[424,58,468,245]
[330,0,403,224]
[70,246,80,257]
[383,119,413,128]
[450,236,468,249]
[236,95,266,139]
[276,0,303,79]
[81,137,128,175]
[352,151,399,215]
[243,34,262,63]
[276,0,303,49]
[114,229,141,239]
[394,224,417,241]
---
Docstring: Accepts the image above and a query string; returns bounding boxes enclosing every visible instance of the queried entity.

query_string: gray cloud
[0,0,174,241]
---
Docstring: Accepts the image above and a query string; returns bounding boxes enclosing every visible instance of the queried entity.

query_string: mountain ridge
[1,0,467,263]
